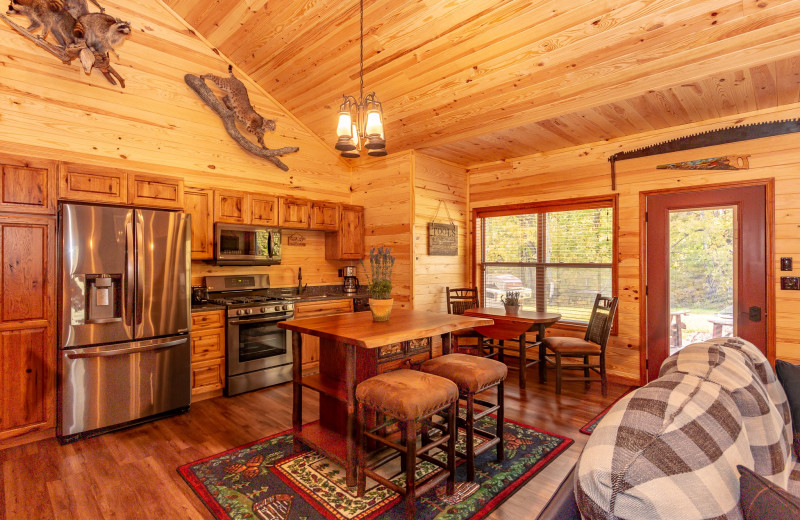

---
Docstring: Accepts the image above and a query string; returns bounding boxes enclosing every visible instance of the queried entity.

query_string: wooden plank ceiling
[164,0,800,166]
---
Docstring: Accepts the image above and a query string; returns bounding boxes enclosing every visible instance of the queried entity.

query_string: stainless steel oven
[214,223,281,266]
[226,308,293,396]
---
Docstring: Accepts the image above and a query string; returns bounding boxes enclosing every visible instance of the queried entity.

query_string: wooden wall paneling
[412,154,469,313]
[184,186,214,260]
[215,190,250,224]
[0,155,56,215]
[469,105,800,384]
[0,215,55,440]
[278,197,310,229]
[127,173,184,209]
[251,194,278,226]
[58,163,127,205]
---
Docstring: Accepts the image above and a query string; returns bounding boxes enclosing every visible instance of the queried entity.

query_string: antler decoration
[185,73,299,171]
[0,11,128,87]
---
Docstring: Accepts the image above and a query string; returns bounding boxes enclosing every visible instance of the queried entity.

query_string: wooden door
[645,184,769,381]
[0,216,55,440]
[309,201,339,231]
[215,190,250,224]
[128,173,184,209]
[278,197,310,229]
[251,194,278,226]
[0,156,56,215]
[184,187,214,260]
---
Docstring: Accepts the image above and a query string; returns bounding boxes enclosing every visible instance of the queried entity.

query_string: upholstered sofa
[538,337,800,519]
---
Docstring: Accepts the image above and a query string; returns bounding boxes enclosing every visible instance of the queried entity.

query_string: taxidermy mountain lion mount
[2,0,130,86]
[186,66,299,171]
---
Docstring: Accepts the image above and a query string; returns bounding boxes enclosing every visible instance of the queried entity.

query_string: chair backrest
[583,294,619,349]
[446,287,478,315]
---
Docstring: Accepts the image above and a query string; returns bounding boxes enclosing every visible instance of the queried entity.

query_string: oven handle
[228,316,290,325]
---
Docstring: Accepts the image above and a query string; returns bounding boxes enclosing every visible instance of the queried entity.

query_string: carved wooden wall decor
[185,68,299,171]
[1,2,131,87]
[657,155,750,170]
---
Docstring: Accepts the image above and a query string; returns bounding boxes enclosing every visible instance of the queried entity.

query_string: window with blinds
[475,197,617,325]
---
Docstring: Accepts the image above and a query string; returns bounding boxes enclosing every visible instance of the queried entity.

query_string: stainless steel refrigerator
[58,203,191,441]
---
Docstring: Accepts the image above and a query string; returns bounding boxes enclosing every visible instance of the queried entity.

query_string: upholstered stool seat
[356,369,458,520]
[421,353,507,481]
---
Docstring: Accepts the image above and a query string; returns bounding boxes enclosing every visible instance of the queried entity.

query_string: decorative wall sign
[185,67,299,171]
[287,233,306,247]
[657,155,750,170]
[428,200,457,256]
[1,4,131,87]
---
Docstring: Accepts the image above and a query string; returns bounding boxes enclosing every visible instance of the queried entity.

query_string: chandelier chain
[359,0,364,103]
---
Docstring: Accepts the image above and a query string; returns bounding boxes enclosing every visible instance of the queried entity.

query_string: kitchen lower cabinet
[0,215,56,443]
[293,299,353,375]
[190,310,225,399]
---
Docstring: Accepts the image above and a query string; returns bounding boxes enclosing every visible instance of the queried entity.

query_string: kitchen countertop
[190,303,227,313]
[191,286,370,312]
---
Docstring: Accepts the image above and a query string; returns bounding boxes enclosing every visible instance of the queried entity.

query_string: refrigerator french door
[58,203,191,441]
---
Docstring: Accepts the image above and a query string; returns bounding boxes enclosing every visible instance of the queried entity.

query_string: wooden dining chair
[541,294,618,396]
[445,287,486,355]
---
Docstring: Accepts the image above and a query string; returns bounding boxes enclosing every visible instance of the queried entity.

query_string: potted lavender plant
[361,246,396,321]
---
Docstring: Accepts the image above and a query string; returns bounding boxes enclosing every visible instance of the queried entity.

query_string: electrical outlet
[338,268,343,277]
[780,276,800,290]
[781,257,793,271]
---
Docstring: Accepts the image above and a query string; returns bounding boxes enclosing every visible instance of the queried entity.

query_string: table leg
[292,331,303,452]
[345,343,357,488]
[441,332,452,355]
[538,324,546,384]
[518,332,527,389]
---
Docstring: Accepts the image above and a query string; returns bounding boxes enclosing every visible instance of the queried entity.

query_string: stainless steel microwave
[214,223,281,265]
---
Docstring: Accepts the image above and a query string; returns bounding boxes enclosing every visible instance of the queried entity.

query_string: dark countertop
[190,303,227,313]
[191,286,370,313]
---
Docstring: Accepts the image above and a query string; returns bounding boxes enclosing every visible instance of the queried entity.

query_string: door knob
[748,306,762,322]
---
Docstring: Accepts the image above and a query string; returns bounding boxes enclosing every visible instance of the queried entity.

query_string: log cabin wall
[0,0,354,289]
[413,153,470,313]
[469,105,800,384]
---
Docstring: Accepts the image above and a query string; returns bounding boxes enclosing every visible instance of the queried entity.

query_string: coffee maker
[343,266,359,294]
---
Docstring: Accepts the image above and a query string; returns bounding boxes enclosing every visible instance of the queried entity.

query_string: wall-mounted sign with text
[428,223,457,256]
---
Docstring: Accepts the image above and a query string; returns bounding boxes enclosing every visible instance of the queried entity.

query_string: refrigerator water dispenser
[85,274,122,323]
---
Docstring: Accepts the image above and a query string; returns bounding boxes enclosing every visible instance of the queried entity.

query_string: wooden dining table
[462,307,561,389]
[278,309,493,487]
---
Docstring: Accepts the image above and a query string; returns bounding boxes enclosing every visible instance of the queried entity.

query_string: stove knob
[273,305,281,312]
[261,306,268,313]
[245,308,252,315]
[236,309,244,316]
[282,305,289,311]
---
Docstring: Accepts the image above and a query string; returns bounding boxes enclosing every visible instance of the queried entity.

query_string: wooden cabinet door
[191,359,225,394]
[215,190,250,224]
[0,155,56,215]
[59,163,127,204]
[310,201,339,231]
[184,187,214,260]
[251,194,278,226]
[128,173,184,209]
[326,204,364,259]
[0,216,55,440]
[278,197,310,229]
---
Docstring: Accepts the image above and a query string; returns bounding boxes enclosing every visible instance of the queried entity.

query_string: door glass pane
[668,207,736,353]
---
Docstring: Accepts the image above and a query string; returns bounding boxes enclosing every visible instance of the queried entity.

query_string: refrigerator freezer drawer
[59,335,191,438]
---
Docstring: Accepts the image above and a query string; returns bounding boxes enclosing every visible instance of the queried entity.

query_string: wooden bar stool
[356,369,458,520]
[421,353,507,481]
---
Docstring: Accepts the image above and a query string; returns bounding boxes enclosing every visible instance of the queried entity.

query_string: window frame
[472,194,619,332]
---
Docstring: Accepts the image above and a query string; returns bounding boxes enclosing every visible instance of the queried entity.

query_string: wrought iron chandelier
[334,0,387,158]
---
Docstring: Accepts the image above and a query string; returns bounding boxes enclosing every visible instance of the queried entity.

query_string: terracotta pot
[369,298,394,322]
[504,304,520,315]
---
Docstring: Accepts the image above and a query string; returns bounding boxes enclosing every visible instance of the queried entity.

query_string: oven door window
[237,320,287,362]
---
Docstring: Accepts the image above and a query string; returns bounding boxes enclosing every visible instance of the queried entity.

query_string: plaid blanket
[576,338,799,519]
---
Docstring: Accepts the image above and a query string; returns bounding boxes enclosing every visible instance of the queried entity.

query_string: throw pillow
[738,465,800,519]
[775,359,800,458]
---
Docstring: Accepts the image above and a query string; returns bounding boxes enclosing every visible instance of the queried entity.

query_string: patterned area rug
[579,389,635,435]
[178,416,573,520]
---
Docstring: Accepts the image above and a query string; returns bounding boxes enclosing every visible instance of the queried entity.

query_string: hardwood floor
[0,373,630,519]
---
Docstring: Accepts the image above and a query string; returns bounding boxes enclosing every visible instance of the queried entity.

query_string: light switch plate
[781,257,793,271]
[780,276,800,290]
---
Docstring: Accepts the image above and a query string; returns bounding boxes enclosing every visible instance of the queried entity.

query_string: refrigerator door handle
[135,209,145,326]
[64,338,186,359]
[125,213,135,327]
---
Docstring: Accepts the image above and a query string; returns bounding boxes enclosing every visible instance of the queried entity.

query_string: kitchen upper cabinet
[278,197,310,229]
[326,204,364,260]
[310,201,339,231]
[215,190,250,224]
[0,155,56,215]
[0,215,55,441]
[59,162,127,205]
[251,194,278,226]
[128,173,184,209]
[184,187,214,260]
